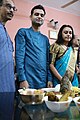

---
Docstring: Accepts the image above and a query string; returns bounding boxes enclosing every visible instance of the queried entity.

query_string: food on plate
[46,92,59,101]
[19,88,44,95]
[69,87,80,97]
[18,88,44,104]
[45,96,72,113]
[34,89,44,94]
[45,91,71,102]
[72,86,80,93]
[59,91,71,102]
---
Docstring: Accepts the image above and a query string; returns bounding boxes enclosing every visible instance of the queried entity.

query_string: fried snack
[69,87,80,97]
[34,89,44,94]
[46,92,59,101]
[59,91,71,102]
[45,91,54,96]
[72,87,80,93]
[69,90,75,98]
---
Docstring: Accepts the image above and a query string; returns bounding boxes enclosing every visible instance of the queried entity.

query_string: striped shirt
[0,23,15,92]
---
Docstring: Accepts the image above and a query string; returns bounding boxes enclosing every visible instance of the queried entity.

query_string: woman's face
[62,27,72,43]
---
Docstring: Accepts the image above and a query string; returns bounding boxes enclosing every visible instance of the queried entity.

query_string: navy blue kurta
[15,27,51,89]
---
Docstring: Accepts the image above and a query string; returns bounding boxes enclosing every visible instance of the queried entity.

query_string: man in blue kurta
[0,0,16,92]
[0,0,17,120]
[15,5,52,89]
[0,23,15,92]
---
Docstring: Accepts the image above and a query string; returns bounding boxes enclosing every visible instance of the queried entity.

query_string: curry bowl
[44,95,72,112]
[18,88,44,104]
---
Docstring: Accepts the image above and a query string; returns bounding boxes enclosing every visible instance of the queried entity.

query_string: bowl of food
[44,92,72,112]
[73,96,80,111]
[18,88,44,104]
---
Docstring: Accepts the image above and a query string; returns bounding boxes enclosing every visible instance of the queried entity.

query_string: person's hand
[19,81,29,89]
[77,69,80,74]
[76,68,80,75]
[47,81,53,88]
[76,66,80,75]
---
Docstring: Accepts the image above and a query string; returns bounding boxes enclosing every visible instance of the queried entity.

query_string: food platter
[18,85,80,106]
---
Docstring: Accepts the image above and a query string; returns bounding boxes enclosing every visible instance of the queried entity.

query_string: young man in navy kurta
[15,5,52,89]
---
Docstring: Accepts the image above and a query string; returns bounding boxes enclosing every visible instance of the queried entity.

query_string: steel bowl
[18,88,44,104]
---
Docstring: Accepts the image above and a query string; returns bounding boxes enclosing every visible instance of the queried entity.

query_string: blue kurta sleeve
[15,28,26,81]
[47,39,52,82]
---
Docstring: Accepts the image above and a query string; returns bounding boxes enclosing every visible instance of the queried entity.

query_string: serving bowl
[73,96,80,111]
[44,95,72,112]
[18,88,44,104]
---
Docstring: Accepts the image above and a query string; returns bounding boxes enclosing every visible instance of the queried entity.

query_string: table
[14,96,80,120]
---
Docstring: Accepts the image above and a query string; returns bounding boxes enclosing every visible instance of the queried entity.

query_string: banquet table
[14,96,80,120]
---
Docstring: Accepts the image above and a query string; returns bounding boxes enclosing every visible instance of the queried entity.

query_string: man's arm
[15,29,27,82]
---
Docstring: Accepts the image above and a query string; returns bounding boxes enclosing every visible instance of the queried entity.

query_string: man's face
[0,0,16,22]
[30,9,45,27]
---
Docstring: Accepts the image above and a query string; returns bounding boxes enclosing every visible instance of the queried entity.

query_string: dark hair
[0,0,15,6]
[0,0,3,6]
[56,24,75,47]
[31,4,46,16]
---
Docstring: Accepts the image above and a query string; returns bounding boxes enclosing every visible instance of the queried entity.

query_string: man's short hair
[31,4,46,16]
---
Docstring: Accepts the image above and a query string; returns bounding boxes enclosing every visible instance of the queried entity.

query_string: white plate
[44,95,72,113]
[42,84,60,92]
[43,96,48,101]
[54,84,60,92]
[18,88,36,95]
[73,96,80,111]
[41,88,55,92]
[73,96,80,102]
